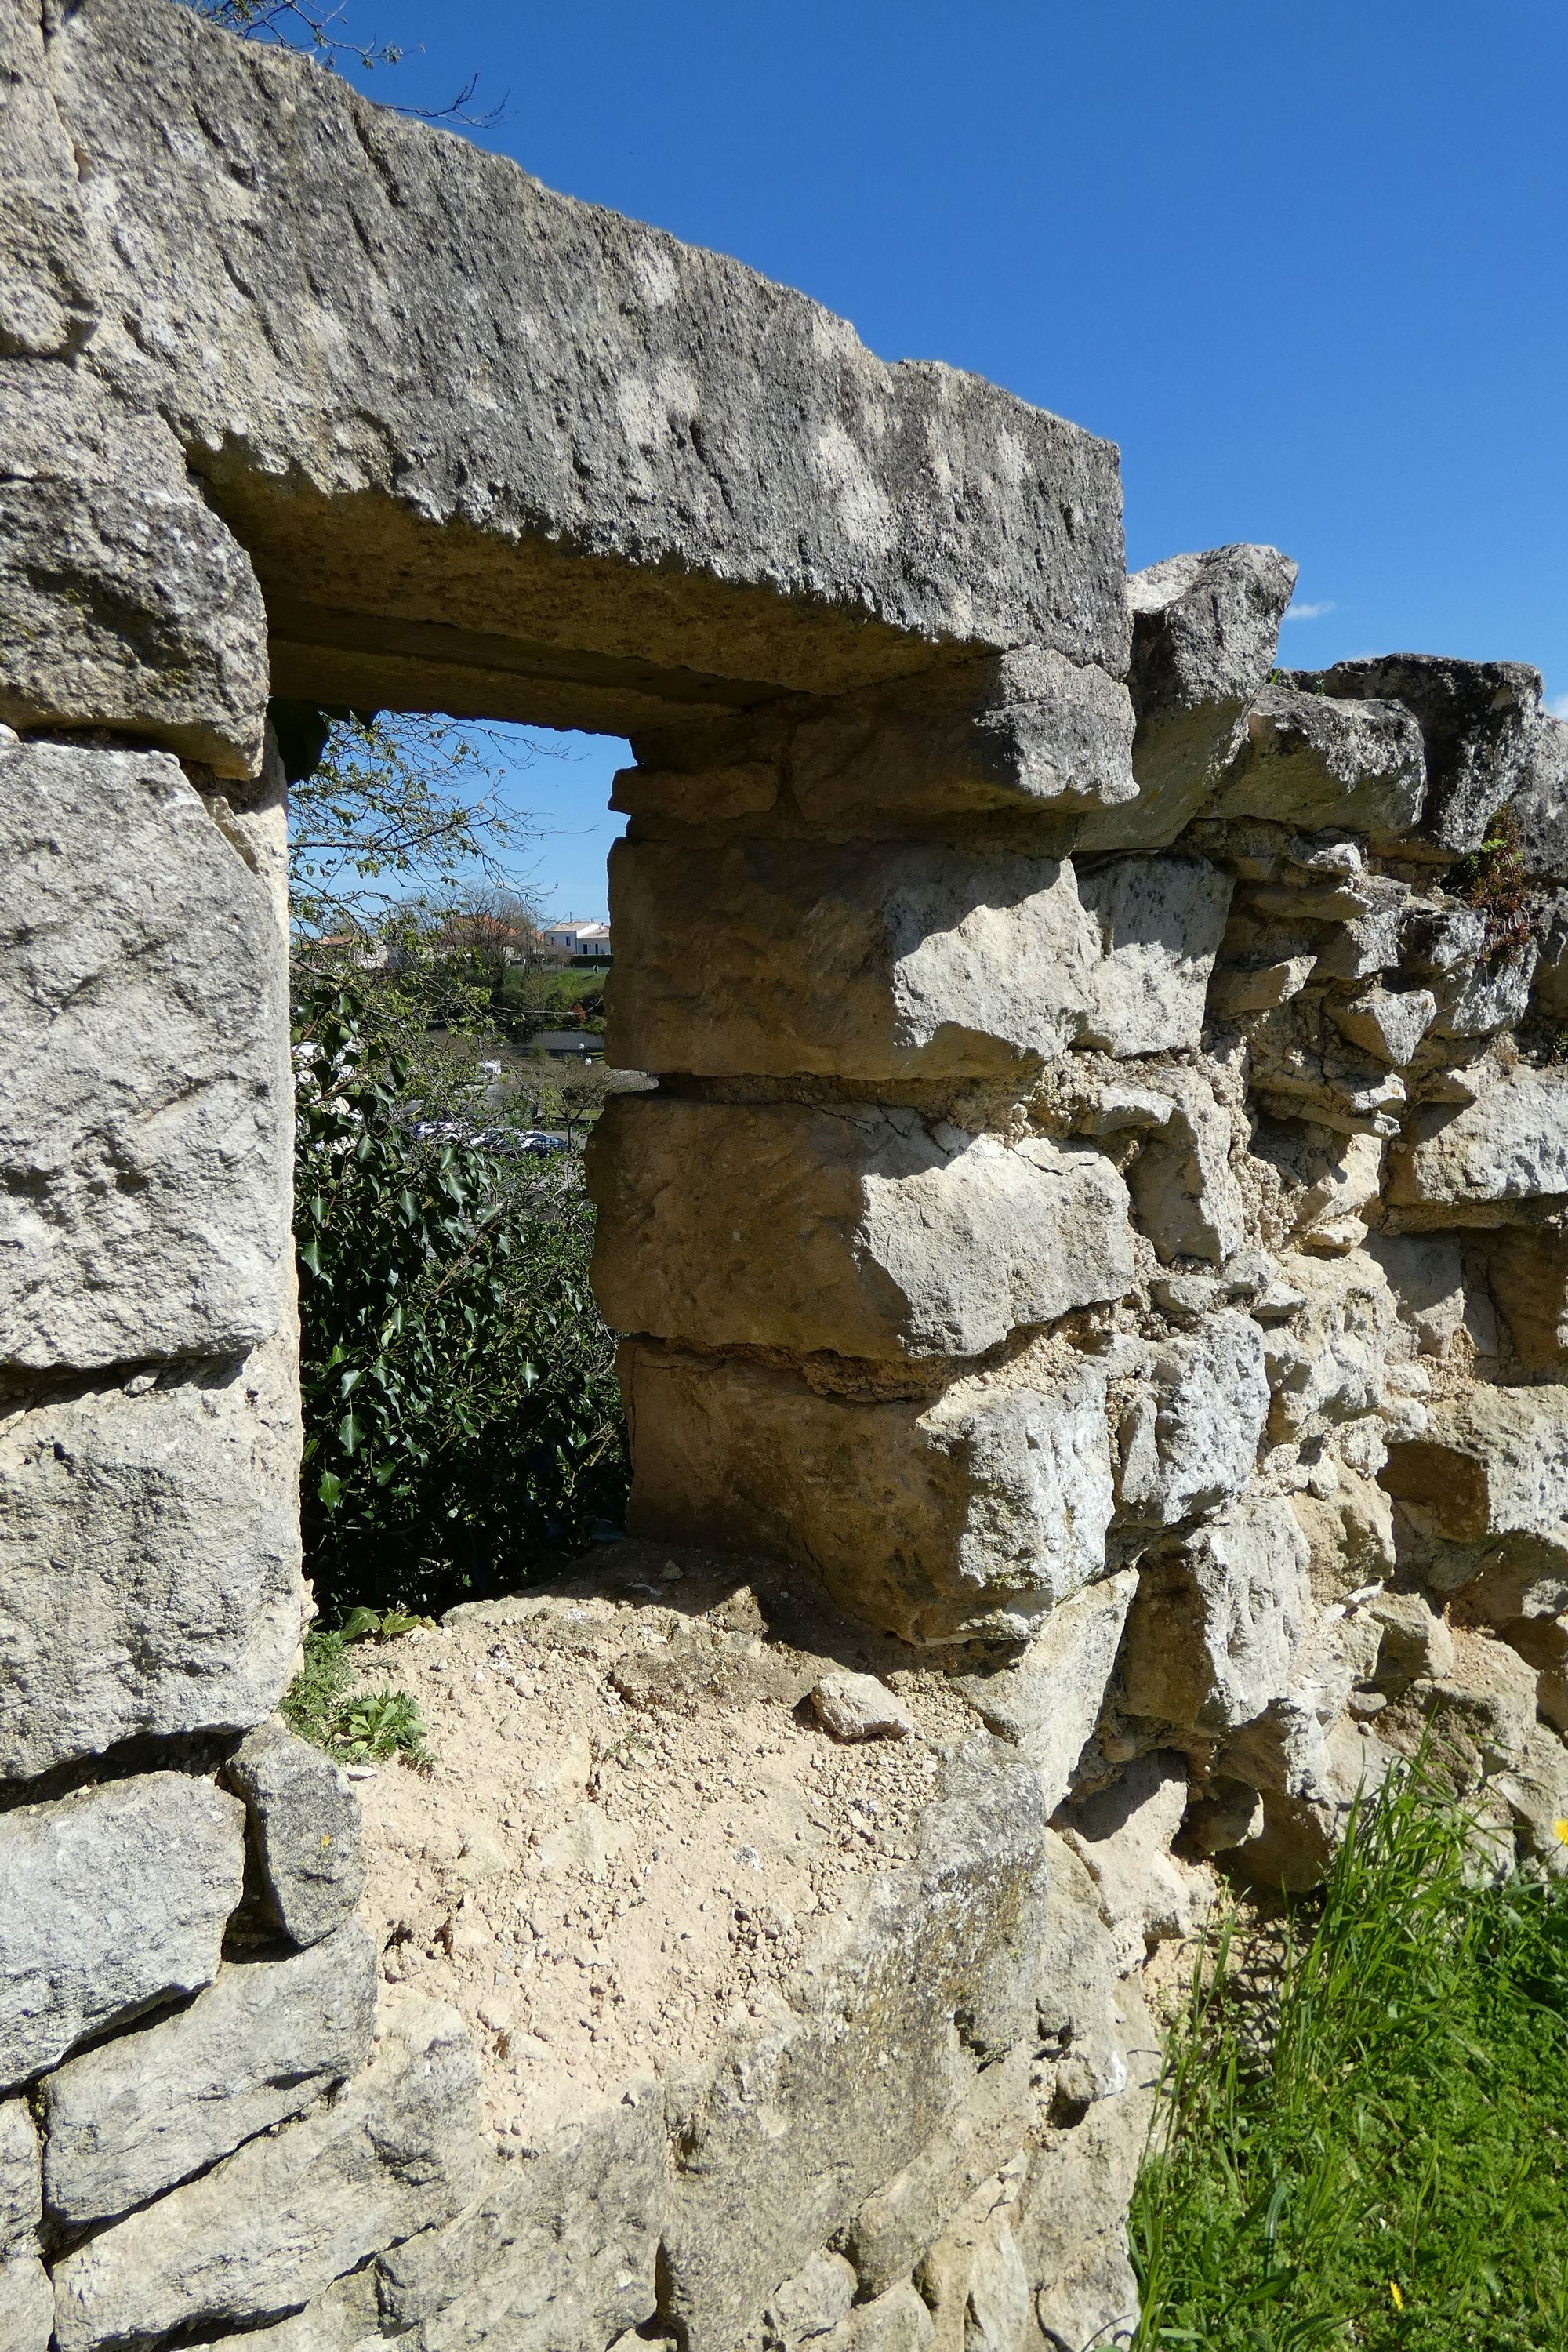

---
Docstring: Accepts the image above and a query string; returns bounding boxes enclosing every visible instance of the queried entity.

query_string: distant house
[541,919,611,965]
[531,1028,603,1061]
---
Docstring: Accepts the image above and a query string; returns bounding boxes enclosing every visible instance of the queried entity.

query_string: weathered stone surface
[0,739,292,1374]
[849,2047,1035,2299]
[810,1673,918,1744]
[953,1571,1138,1812]
[1073,1066,1244,1265]
[1011,1984,1156,2326]
[659,1746,1051,2352]
[1381,1385,1568,1569]
[0,361,267,772]
[1481,1226,1568,1370]
[52,1996,485,2352]
[1328,986,1437,1067]
[1114,1311,1270,1527]
[1261,1249,1399,1445]
[608,844,1230,1081]
[38,0,1128,732]
[225,1720,367,1949]
[0,2103,38,2254]
[1207,684,1427,837]
[1059,1759,1207,1968]
[40,1922,379,2230]
[1511,713,1568,882]
[0,1773,245,2092]
[1076,544,1297,852]
[375,2093,665,2352]
[623,1344,1116,1645]
[763,2249,858,2346]
[1289,655,1542,851]
[1035,2230,1139,2352]
[0,1338,303,1780]
[1386,1069,1568,1224]
[1121,1500,1312,1734]
[1367,1233,1484,1359]
[0,2255,50,2352]
[589,1100,1134,1361]
[820,2282,934,2352]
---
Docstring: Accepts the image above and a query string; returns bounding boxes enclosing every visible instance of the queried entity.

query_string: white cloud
[1282,599,1336,622]
[1548,693,1568,721]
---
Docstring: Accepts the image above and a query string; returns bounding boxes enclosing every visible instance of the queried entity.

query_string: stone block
[1481,1227,1568,1370]
[607,842,1229,1081]
[224,1720,366,1950]
[1381,1385,1568,1570]
[1288,654,1542,851]
[1386,1070,1568,1224]
[849,2045,1036,2296]
[0,1773,245,2092]
[1076,543,1297,852]
[1074,1067,1245,1265]
[40,1922,379,2229]
[0,2256,50,2352]
[0,1338,303,1780]
[1512,713,1568,883]
[1121,1500,1312,1735]
[374,2094,666,2352]
[51,1996,485,2352]
[1327,986,1437,1067]
[0,2103,38,2255]
[763,2249,858,2346]
[953,1571,1138,1812]
[659,1745,1051,2352]
[589,1100,1135,1361]
[0,739,292,1374]
[622,1343,1116,1646]
[1114,1311,1270,1527]
[1059,1759,1207,1968]
[0,362,267,774]
[1208,684,1427,837]
[819,2283,935,2352]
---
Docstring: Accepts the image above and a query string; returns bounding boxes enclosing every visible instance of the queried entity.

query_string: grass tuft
[280,1628,434,1769]
[1132,1765,1568,2350]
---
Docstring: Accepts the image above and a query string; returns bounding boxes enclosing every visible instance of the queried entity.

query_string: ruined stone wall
[4,1,1568,2347]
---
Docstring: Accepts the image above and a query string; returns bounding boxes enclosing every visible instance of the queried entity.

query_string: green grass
[281,1628,434,1769]
[1132,1768,1568,2350]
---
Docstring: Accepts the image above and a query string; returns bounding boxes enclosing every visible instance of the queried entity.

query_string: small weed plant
[281,1628,434,1769]
[1133,1768,1568,2350]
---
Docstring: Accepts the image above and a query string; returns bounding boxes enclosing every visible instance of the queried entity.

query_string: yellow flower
[1553,1817,1568,1847]
[1389,2282,1405,2312]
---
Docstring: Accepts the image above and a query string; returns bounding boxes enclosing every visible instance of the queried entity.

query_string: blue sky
[325,0,1568,918]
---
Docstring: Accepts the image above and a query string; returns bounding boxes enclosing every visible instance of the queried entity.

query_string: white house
[542,919,612,964]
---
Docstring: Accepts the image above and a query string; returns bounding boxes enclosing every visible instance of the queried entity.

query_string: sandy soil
[346,1544,984,2143]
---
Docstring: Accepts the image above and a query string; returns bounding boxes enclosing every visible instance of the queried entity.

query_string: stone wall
[4,1,1568,2347]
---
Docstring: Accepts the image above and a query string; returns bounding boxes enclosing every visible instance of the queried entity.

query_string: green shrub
[292,971,628,1623]
[1132,1769,1568,2350]
[281,1628,433,1768]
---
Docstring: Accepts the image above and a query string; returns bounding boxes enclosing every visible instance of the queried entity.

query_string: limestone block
[1058,1756,1207,1969]
[51,1996,486,2352]
[0,739,292,1373]
[1075,1066,1244,1265]
[224,1720,366,1949]
[1290,1468,1398,1604]
[374,2093,666,2352]
[0,2103,38,2254]
[1381,1386,1568,1573]
[1367,1592,1454,1687]
[622,1344,1116,1646]
[1207,684,1427,837]
[0,362,267,773]
[0,1341,303,1780]
[1076,543,1297,852]
[1030,1834,1124,2102]
[1288,654,1542,852]
[1115,1311,1269,1527]
[818,2282,935,2352]
[1481,1227,1568,1370]
[1512,713,1568,884]
[1327,986,1437,1067]
[1011,1984,1157,2309]
[953,1571,1138,1812]
[180,2269,382,2352]
[0,2256,50,2352]
[589,1099,1135,1360]
[1121,1500,1312,1736]
[659,1745,1051,2352]
[0,1774,245,2092]
[849,2046,1036,2297]
[1261,1250,1398,1444]
[44,0,1129,711]
[1035,2230,1139,2352]
[1366,1233,1489,1359]
[764,2250,858,2346]
[40,1922,379,2229]
[1207,955,1316,1018]
[810,1673,917,1743]
[607,843,1229,1081]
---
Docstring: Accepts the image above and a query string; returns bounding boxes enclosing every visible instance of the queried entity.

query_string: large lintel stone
[588,1100,1135,1361]
[0,1774,245,2092]
[0,739,291,1375]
